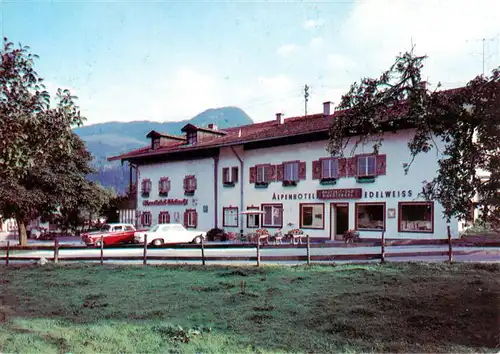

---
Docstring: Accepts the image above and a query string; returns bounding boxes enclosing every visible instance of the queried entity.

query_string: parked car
[82,223,140,247]
[134,223,207,246]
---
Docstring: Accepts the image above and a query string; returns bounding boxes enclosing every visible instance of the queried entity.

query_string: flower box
[255,182,269,188]
[356,176,375,183]
[282,180,297,187]
[223,182,235,188]
[320,178,337,185]
[184,190,195,196]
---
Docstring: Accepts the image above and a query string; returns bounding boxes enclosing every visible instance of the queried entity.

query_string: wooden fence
[0,227,468,267]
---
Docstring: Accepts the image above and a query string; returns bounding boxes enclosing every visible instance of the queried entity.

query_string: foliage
[0,263,498,353]
[0,38,101,245]
[328,48,500,226]
[0,37,84,179]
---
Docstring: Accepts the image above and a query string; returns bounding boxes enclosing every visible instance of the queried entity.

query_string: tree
[0,38,97,245]
[0,38,83,179]
[328,48,500,228]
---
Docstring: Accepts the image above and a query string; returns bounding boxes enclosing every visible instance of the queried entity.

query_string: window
[184,175,197,193]
[114,226,123,231]
[399,202,433,233]
[223,207,238,227]
[256,165,270,183]
[184,209,197,228]
[284,161,299,182]
[246,207,260,228]
[355,203,385,231]
[152,138,160,149]
[321,158,338,179]
[142,212,152,227]
[357,156,376,177]
[262,204,283,228]
[159,211,170,224]
[300,203,325,229]
[159,177,171,195]
[141,179,152,194]
[187,132,197,145]
[125,225,135,231]
[223,167,239,185]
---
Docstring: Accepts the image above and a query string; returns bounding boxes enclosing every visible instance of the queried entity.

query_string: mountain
[74,106,253,194]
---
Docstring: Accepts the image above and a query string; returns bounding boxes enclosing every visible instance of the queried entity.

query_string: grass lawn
[0,262,499,353]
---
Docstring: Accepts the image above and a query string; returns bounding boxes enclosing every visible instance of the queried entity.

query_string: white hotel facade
[110,102,461,240]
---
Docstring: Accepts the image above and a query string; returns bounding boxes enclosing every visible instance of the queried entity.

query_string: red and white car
[82,223,142,247]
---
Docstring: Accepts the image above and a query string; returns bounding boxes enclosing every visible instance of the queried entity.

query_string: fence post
[256,238,261,267]
[5,241,9,267]
[54,238,59,264]
[447,226,453,263]
[381,231,385,264]
[201,235,206,266]
[306,235,311,265]
[143,234,148,266]
[100,236,104,266]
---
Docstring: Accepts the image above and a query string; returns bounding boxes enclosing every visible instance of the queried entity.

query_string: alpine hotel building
[110,102,460,240]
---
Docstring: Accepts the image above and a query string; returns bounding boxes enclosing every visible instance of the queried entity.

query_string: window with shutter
[185,209,197,228]
[142,211,152,227]
[357,155,376,177]
[223,167,238,186]
[159,211,170,224]
[284,162,299,182]
[376,154,387,175]
[255,165,270,186]
[141,179,151,197]
[312,160,322,179]
[159,177,170,196]
[184,175,197,195]
[249,167,256,183]
[321,158,339,179]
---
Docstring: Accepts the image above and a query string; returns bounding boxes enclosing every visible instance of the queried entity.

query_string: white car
[134,223,207,246]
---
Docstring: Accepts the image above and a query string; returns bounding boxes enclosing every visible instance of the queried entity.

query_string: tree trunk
[16,216,28,246]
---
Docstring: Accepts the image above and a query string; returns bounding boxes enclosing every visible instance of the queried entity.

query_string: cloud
[257,75,296,95]
[303,19,324,30]
[309,37,325,49]
[276,43,300,57]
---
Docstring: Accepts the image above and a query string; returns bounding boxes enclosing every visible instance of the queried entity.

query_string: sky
[1,0,499,126]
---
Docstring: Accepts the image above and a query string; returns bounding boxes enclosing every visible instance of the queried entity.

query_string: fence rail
[0,229,469,266]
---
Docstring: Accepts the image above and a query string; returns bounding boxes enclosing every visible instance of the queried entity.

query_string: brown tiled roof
[108,112,335,162]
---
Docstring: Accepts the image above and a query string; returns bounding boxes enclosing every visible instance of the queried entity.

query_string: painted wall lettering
[363,190,413,198]
[316,188,363,200]
[143,199,189,206]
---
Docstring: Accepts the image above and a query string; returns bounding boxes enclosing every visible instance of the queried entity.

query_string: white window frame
[357,155,376,177]
[262,204,283,228]
[186,210,196,228]
[159,212,170,224]
[223,207,238,227]
[300,203,324,229]
[143,212,152,226]
[256,165,269,183]
[284,162,299,182]
[246,208,260,228]
[321,158,339,179]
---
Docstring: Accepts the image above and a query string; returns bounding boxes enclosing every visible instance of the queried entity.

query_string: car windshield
[149,225,160,232]
[100,224,111,232]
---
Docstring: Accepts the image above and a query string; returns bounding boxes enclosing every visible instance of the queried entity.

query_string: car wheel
[152,239,164,246]
[192,236,202,244]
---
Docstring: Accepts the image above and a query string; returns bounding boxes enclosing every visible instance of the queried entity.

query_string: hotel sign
[143,199,188,206]
[317,188,363,200]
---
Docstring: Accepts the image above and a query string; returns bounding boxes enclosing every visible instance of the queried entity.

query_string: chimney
[323,101,333,116]
[276,113,284,124]
[207,123,218,130]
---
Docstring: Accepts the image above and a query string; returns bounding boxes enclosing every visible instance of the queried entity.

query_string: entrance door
[331,204,349,240]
